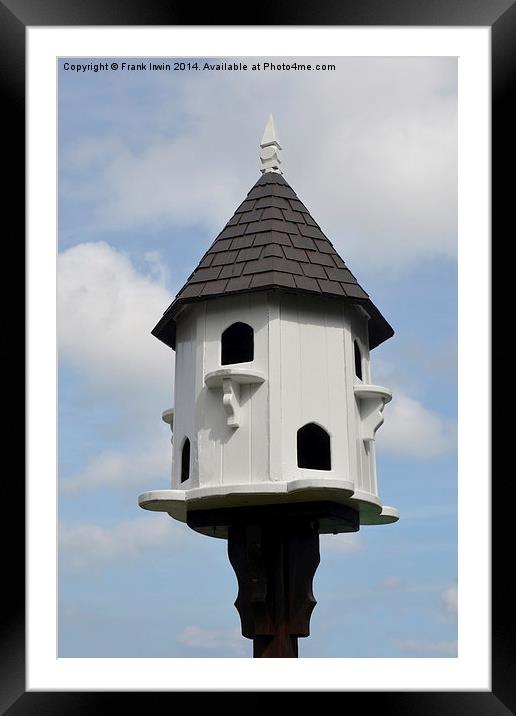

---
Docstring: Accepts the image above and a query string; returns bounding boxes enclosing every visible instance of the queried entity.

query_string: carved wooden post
[189,502,358,658]
[228,520,319,657]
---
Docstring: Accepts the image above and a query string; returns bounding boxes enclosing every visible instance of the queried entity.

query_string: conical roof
[152,171,393,350]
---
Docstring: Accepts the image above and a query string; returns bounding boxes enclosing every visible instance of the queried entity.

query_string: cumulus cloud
[61,57,457,269]
[177,626,246,655]
[440,584,458,620]
[377,390,456,458]
[398,639,457,657]
[320,532,364,554]
[58,241,173,398]
[61,436,170,493]
[59,516,184,571]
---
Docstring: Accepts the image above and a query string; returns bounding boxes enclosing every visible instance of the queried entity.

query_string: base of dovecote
[138,479,399,538]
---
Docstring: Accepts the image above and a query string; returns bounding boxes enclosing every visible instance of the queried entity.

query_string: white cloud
[440,584,458,620]
[92,132,244,232]
[377,390,456,458]
[62,57,457,269]
[61,435,170,493]
[58,242,176,492]
[58,241,173,398]
[177,626,246,655]
[320,532,364,554]
[59,516,184,571]
[398,639,457,656]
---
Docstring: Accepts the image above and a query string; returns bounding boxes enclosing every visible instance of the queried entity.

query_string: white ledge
[161,408,174,426]
[354,384,392,402]
[204,368,266,388]
[138,482,398,534]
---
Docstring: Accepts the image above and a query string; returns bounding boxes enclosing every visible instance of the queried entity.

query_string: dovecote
[139,117,398,536]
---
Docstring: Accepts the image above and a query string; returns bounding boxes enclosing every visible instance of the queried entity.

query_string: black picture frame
[4,0,511,712]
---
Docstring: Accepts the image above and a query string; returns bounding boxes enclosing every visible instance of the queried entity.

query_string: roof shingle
[152,172,394,349]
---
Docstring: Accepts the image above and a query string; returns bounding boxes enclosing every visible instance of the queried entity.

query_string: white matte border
[27,26,490,691]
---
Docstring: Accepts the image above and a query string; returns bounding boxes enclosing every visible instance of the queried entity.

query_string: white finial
[260,114,282,174]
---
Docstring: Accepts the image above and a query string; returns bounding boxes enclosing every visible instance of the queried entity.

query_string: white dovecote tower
[139,117,398,537]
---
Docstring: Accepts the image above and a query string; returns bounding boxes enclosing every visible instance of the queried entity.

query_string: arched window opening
[221,322,254,365]
[297,423,331,471]
[354,340,363,381]
[181,438,190,483]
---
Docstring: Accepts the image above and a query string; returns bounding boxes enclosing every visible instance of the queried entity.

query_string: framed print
[3,0,513,711]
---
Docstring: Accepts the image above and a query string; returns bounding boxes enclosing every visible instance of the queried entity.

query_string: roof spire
[260,114,282,174]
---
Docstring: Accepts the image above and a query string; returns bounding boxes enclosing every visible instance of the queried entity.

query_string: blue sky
[58,57,457,658]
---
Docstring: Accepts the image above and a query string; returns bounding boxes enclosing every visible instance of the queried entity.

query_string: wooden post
[228,519,319,658]
[187,502,359,658]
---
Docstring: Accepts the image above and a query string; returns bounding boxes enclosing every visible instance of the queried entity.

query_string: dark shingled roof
[152,172,394,350]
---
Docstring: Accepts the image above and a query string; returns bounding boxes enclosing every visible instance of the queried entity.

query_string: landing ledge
[354,384,392,402]
[205,368,266,388]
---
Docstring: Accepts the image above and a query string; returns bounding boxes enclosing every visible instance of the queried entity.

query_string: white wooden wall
[172,293,269,488]
[172,305,202,487]
[273,293,373,495]
[348,305,375,495]
[274,293,349,482]
[172,291,378,498]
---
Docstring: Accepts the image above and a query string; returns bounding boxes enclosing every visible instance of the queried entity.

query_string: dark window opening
[181,438,190,483]
[221,322,254,365]
[297,423,331,471]
[354,340,363,381]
